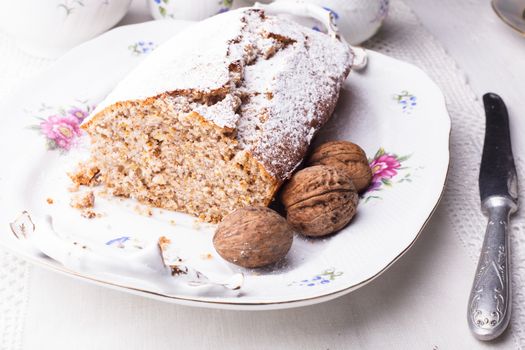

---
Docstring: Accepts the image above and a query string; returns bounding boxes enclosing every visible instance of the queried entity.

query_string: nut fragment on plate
[308,141,372,193]
[281,165,358,237]
[213,206,293,268]
[70,191,95,209]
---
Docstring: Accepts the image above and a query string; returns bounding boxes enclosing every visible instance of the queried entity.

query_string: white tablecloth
[1,1,524,349]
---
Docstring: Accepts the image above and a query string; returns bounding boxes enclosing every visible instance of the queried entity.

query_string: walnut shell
[281,165,358,237]
[213,206,293,268]
[308,141,372,192]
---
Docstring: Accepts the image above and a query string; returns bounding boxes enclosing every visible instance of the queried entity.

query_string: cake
[74,8,353,223]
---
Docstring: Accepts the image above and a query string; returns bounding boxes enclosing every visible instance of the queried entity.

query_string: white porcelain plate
[0,20,450,310]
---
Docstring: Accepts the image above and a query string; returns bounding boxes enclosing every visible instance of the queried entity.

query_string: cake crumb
[169,220,177,226]
[200,253,213,260]
[81,210,104,219]
[158,236,171,252]
[70,191,95,209]
[159,236,171,246]
[68,163,100,186]
[46,198,54,205]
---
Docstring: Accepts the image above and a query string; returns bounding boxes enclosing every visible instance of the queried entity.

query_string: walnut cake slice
[74,8,353,222]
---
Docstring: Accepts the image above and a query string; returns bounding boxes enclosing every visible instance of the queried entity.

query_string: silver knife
[467,93,519,340]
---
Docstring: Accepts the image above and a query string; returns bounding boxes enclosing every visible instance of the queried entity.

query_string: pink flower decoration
[370,154,401,180]
[40,115,82,150]
[68,107,89,122]
[369,153,401,191]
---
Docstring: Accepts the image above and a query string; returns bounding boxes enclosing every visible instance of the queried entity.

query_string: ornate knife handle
[468,196,516,340]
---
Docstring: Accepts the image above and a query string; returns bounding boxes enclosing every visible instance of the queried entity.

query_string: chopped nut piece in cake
[70,191,95,209]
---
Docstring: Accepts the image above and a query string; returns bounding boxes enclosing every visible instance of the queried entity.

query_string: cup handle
[253,1,368,70]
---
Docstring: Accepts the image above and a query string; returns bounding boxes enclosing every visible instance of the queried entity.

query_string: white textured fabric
[0,0,524,348]
[366,2,525,347]
[0,30,51,350]
[0,251,29,350]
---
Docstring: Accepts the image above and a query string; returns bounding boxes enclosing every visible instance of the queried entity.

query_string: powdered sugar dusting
[89,10,246,120]
[194,93,241,130]
[232,11,353,179]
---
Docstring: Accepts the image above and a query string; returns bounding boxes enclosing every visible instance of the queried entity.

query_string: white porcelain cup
[147,0,234,21]
[0,0,132,58]
[271,0,389,45]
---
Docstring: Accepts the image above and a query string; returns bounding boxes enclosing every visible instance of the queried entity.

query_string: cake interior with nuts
[73,8,353,223]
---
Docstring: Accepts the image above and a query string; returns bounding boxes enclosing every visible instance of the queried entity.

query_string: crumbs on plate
[134,204,153,217]
[81,210,104,219]
[70,191,95,209]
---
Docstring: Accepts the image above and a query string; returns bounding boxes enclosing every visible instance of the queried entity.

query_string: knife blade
[467,93,518,340]
[479,93,518,203]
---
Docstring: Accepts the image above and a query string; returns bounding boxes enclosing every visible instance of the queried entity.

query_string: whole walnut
[308,141,372,193]
[213,206,293,268]
[281,165,358,237]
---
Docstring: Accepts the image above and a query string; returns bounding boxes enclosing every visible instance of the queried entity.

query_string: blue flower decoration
[106,236,130,248]
[128,41,158,56]
[394,91,417,113]
[289,268,343,287]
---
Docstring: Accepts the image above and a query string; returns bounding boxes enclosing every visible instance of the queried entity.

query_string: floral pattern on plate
[154,0,171,18]
[364,148,411,202]
[394,90,417,113]
[106,236,144,250]
[128,41,157,56]
[289,268,344,287]
[217,0,233,14]
[28,101,93,152]
[58,0,85,17]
